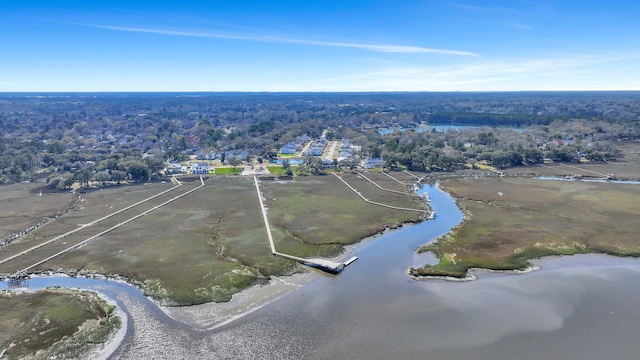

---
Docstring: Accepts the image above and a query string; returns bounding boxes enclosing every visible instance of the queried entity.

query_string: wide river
[3,183,640,359]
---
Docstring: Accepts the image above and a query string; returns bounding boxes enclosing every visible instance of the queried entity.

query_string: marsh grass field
[264,172,425,250]
[3,155,640,358]
[1,174,425,305]
[412,176,640,277]
[0,181,195,274]
[0,288,119,360]
[0,183,78,242]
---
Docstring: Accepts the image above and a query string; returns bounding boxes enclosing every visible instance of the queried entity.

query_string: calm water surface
[3,183,640,359]
[378,124,523,135]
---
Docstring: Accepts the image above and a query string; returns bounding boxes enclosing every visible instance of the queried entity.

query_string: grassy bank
[0,288,120,360]
[411,177,640,278]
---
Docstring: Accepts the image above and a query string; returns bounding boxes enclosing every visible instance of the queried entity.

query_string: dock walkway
[379,171,409,185]
[253,176,354,274]
[4,177,205,279]
[332,173,428,213]
[356,172,420,197]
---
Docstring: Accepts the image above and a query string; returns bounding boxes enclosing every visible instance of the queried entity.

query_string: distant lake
[270,159,304,165]
[378,124,523,135]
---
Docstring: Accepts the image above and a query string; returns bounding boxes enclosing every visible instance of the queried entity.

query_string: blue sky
[2,0,639,91]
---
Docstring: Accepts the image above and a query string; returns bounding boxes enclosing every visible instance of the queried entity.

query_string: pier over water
[253,176,352,274]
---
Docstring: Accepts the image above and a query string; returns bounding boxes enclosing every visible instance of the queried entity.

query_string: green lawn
[267,166,286,174]
[214,167,243,175]
[267,165,300,175]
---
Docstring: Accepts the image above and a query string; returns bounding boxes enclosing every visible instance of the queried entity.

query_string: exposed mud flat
[162,272,317,330]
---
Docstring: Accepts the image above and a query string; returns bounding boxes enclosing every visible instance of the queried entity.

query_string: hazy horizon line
[2,90,638,94]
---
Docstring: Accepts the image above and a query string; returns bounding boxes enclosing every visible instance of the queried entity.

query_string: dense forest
[0,92,639,184]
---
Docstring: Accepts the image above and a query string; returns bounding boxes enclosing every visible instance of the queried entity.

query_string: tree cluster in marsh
[0,92,638,185]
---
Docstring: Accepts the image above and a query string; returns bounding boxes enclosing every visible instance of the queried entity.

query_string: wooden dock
[274,252,346,274]
[253,176,357,275]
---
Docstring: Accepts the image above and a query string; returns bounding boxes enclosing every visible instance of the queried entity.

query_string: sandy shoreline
[161,271,319,330]
[88,295,128,360]
[11,267,320,326]
[1,271,315,358]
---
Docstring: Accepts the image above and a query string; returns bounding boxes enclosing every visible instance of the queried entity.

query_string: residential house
[196,151,217,161]
[191,162,209,174]
[224,150,249,162]
[321,158,336,170]
[280,144,297,154]
[364,158,385,169]
[306,138,327,156]
[166,163,187,175]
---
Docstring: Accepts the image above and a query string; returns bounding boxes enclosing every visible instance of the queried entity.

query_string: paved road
[325,141,338,160]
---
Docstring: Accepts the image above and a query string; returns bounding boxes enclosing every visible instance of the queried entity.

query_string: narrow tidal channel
[3,183,640,359]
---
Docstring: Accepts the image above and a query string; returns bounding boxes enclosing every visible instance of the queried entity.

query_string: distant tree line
[427,112,568,126]
[0,92,638,185]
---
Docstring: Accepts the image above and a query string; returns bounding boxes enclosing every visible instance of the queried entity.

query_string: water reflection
[412,251,439,267]
[378,124,523,135]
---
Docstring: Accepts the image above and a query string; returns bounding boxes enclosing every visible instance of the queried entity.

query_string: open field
[1,175,426,305]
[0,288,119,360]
[412,177,640,278]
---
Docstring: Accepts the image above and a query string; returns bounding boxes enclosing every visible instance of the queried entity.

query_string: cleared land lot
[1,174,426,305]
[412,177,640,278]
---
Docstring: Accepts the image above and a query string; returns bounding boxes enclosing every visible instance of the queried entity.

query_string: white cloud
[452,3,536,31]
[501,21,533,31]
[271,52,640,92]
[451,3,518,14]
[78,24,480,57]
